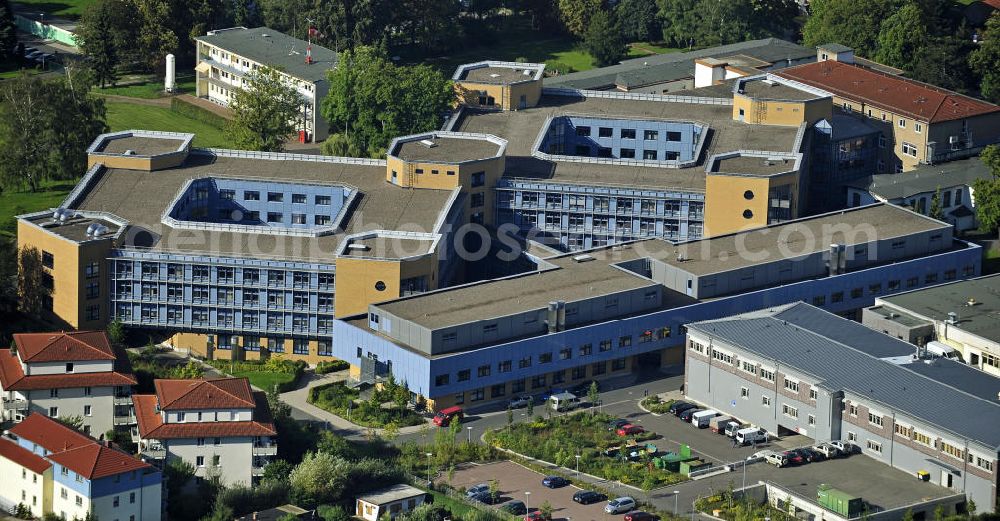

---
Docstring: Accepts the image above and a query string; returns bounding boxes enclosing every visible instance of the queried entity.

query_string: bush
[641,396,674,414]
[307,382,424,428]
[316,359,350,374]
[207,357,306,393]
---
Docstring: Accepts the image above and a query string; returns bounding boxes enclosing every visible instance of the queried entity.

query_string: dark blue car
[542,476,570,488]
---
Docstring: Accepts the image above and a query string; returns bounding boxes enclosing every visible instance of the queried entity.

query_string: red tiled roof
[776,61,1000,123]
[983,0,1000,10]
[155,378,256,410]
[10,414,151,480]
[14,331,116,362]
[0,349,137,391]
[133,392,277,439]
[0,437,51,474]
[46,443,150,480]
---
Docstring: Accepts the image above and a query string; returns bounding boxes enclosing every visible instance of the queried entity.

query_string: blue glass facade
[496,179,705,250]
[539,116,705,163]
[110,249,336,353]
[333,242,981,401]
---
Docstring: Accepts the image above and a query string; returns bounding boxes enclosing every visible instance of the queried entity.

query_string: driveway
[442,461,642,521]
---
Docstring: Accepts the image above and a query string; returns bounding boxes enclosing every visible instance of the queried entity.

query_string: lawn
[96,75,197,99]
[0,179,76,238]
[229,370,296,392]
[489,412,688,489]
[105,101,232,148]
[205,358,304,392]
[11,0,94,18]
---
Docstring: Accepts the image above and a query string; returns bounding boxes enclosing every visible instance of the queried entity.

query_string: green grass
[984,247,1000,274]
[628,41,683,57]
[230,370,297,392]
[11,0,94,18]
[96,76,197,99]
[424,488,476,518]
[105,101,232,148]
[0,179,77,239]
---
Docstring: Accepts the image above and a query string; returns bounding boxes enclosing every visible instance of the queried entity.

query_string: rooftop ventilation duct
[418,139,437,148]
[347,243,370,251]
[573,254,594,263]
[946,312,958,325]
[123,149,136,156]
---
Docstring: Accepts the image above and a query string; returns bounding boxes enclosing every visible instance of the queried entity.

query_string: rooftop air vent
[418,139,437,148]
[946,312,959,325]
[572,254,595,263]
[123,149,136,156]
[523,69,532,76]
[489,73,500,78]
[761,79,776,86]
[966,298,977,306]
[347,243,371,251]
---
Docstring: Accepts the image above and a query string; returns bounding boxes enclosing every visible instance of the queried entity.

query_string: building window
[576,126,591,136]
[196,456,205,467]
[519,357,531,368]
[491,384,506,398]
[591,362,606,375]
[42,251,54,268]
[849,404,859,416]
[761,396,770,407]
[498,360,512,373]
[598,127,613,138]
[902,142,918,157]
[621,128,636,139]
[267,192,283,202]
[941,442,963,459]
[85,262,99,279]
[612,358,626,371]
[293,339,309,355]
[620,148,635,159]
[740,387,749,399]
[315,195,331,205]
[782,404,798,418]
[84,405,92,416]
[740,361,756,375]
[478,365,491,377]
[783,379,799,393]
[808,414,815,426]
[898,118,906,129]
[532,375,547,388]
[643,150,657,160]
[599,340,613,352]
[539,352,553,364]
[809,389,818,400]
[457,369,470,382]
[868,412,884,427]
[618,335,632,348]
[512,380,526,393]
[759,368,775,382]
[579,344,592,356]
[866,440,882,454]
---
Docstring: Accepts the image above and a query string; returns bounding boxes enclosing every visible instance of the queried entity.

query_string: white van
[549,392,580,412]
[925,341,963,362]
[691,409,719,428]
[735,427,768,445]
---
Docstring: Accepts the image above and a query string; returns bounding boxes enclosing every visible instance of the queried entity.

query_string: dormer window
[66,363,74,373]
[177,412,186,422]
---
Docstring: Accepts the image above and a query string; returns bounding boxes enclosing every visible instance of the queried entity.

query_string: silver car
[605,497,636,514]
[466,483,489,497]
[508,395,533,408]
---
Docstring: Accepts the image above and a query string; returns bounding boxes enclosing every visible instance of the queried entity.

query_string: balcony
[2,398,28,412]
[142,448,166,460]
[114,395,132,406]
[252,443,278,456]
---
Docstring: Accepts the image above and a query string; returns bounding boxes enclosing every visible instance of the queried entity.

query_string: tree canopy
[0,69,108,193]
[226,66,302,152]
[657,0,799,48]
[970,13,1000,104]
[875,2,927,71]
[321,47,453,159]
[583,10,626,67]
[974,145,1000,235]
[0,0,16,62]
[803,0,904,57]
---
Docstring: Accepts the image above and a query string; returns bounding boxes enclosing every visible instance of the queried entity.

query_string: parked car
[470,491,501,505]
[608,418,631,431]
[669,402,697,416]
[466,484,490,497]
[797,447,826,462]
[433,406,464,427]
[748,450,775,461]
[735,427,768,446]
[678,408,702,422]
[616,424,645,436]
[508,395,533,409]
[624,512,657,521]
[573,491,606,504]
[542,476,570,488]
[813,443,842,459]
[724,422,746,438]
[828,440,854,455]
[782,450,805,466]
[525,511,551,521]
[502,501,527,515]
[605,497,637,514]
[765,452,788,467]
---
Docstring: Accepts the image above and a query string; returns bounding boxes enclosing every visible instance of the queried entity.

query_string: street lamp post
[691,496,699,521]
[467,426,473,443]
[525,491,531,513]
[575,454,581,475]
[425,452,433,485]
[673,491,679,515]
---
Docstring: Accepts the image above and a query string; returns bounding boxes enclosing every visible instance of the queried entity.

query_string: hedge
[316,360,350,374]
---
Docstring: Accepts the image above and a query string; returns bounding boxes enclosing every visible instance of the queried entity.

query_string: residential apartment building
[131,377,277,485]
[0,331,136,436]
[194,27,337,143]
[777,54,1000,172]
[336,203,981,410]
[683,302,999,512]
[846,156,990,231]
[1,413,161,521]
[863,274,1000,377]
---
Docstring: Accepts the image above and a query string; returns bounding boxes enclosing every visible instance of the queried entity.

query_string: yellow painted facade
[732,94,831,127]
[333,254,438,319]
[86,152,187,172]
[455,79,542,111]
[703,172,798,237]
[16,221,113,330]
[386,155,505,227]
[168,332,345,365]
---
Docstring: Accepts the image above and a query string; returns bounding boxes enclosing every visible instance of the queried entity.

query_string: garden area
[308,376,426,429]
[206,357,306,392]
[695,491,796,521]
[105,100,232,148]
[487,412,689,489]
[641,395,675,414]
[127,346,205,393]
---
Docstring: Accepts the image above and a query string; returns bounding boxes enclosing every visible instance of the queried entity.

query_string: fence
[14,15,77,47]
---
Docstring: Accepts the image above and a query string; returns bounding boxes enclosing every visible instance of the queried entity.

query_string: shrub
[316,359,350,374]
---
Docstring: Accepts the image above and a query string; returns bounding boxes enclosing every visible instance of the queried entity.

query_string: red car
[616,424,645,436]
[782,450,805,466]
[625,512,657,521]
[525,512,551,521]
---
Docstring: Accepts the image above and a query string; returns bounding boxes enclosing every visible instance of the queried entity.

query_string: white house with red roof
[131,377,277,485]
[0,413,161,521]
[0,331,137,436]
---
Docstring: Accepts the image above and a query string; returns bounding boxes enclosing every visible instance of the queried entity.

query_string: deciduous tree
[556,0,602,37]
[803,0,903,57]
[226,66,302,152]
[875,3,927,71]
[0,0,16,61]
[970,13,1000,104]
[18,247,49,319]
[616,0,660,42]
[973,145,1000,235]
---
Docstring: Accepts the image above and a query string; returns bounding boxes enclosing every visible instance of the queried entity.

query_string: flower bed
[207,358,305,392]
[641,396,675,414]
[488,412,688,489]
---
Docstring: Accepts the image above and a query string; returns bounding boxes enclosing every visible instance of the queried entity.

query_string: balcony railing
[114,395,132,406]
[2,398,28,411]
[142,448,166,460]
[252,444,278,456]
[113,415,137,426]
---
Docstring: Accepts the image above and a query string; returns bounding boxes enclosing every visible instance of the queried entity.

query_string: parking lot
[442,460,644,521]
